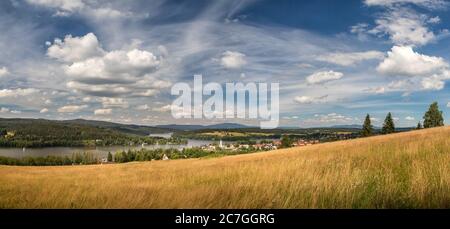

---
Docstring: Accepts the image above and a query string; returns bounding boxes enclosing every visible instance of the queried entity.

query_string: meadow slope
[0,127,449,208]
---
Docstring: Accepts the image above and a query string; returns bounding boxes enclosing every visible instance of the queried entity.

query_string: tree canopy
[361,114,373,137]
[382,112,395,134]
[423,102,444,128]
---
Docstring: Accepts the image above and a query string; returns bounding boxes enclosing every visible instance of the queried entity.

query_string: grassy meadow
[0,127,449,208]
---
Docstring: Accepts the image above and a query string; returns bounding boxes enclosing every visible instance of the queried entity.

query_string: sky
[0,0,450,127]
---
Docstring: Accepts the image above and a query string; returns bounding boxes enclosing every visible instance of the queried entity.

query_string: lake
[0,139,220,159]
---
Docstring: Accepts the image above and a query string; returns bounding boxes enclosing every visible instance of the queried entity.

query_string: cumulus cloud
[40,108,49,113]
[405,116,415,120]
[377,46,448,76]
[0,88,39,98]
[48,33,165,98]
[150,80,172,89]
[47,33,104,62]
[94,108,112,115]
[294,95,328,104]
[221,51,247,69]
[0,67,10,77]
[57,105,88,113]
[135,89,157,97]
[316,51,384,66]
[100,97,129,108]
[306,71,343,84]
[421,75,445,90]
[65,48,159,79]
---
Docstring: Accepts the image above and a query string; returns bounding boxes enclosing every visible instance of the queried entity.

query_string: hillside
[0,127,449,208]
[0,118,173,147]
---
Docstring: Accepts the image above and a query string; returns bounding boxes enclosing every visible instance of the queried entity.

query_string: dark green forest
[0,118,183,148]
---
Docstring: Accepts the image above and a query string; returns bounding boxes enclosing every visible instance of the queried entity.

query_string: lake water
[0,139,220,159]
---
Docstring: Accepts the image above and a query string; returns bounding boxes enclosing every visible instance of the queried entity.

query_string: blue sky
[0,0,449,127]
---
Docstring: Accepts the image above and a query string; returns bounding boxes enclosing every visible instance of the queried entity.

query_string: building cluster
[291,139,320,147]
[200,139,320,152]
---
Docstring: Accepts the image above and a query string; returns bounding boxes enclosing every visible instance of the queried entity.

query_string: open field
[0,127,449,208]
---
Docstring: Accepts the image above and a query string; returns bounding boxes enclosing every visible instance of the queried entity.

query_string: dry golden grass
[0,127,449,209]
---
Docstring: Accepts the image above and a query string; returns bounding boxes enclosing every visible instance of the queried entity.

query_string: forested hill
[63,119,173,135]
[0,118,173,148]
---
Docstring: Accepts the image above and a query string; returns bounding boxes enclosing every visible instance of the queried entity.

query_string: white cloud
[100,97,128,108]
[26,0,137,20]
[153,104,173,112]
[294,95,328,104]
[94,108,112,115]
[0,67,10,77]
[0,107,21,114]
[350,23,370,40]
[44,99,52,105]
[47,33,104,62]
[294,96,314,104]
[421,76,445,90]
[428,16,441,24]
[377,46,448,76]
[150,80,172,89]
[364,0,448,9]
[306,71,343,84]
[64,48,159,77]
[136,104,150,110]
[82,97,91,102]
[304,113,356,125]
[136,89,158,97]
[366,86,386,94]
[57,105,88,113]
[40,108,49,113]
[316,51,384,66]
[26,0,85,12]
[0,107,10,113]
[221,51,247,69]
[49,33,163,98]
[368,8,438,46]
[405,116,415,120]
[0,88,39,98]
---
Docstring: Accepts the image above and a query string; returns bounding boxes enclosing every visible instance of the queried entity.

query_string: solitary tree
[382,112,395,134]
[361,114,373,137]
[416,122,422,130]
[280,135,293,148]
[107,152,113,162]
[423,102,444,128]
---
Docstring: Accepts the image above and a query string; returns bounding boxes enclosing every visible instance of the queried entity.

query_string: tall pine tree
[361,114,373,137]
[416,122,422,130]
[382,112,395,134]
[423,102,444,128]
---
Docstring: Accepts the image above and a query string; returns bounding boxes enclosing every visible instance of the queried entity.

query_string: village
[200,139,320,152]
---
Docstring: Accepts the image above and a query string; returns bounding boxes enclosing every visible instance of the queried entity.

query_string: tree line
[361,102,445,137]
[0,152,98,166]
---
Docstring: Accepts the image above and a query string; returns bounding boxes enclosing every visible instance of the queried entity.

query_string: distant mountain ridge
[156,123,252,131]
